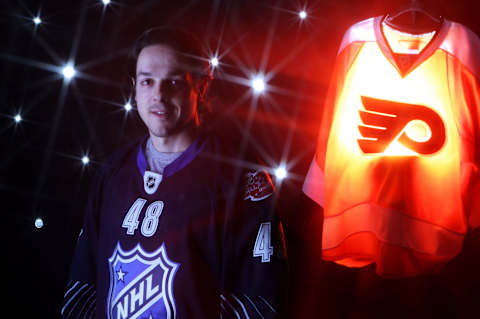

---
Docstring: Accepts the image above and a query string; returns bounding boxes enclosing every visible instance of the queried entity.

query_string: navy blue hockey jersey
[61,133,288,319]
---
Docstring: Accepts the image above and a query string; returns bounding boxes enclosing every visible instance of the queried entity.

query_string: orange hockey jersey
[302,16,480,277]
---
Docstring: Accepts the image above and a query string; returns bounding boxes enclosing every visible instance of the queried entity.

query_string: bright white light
[299,10,307,19]
[82,156,90,165]
[35,217,44,229]
[33,16,42,25]
[14,114,22,123]
[251,75,266,94]
[274,166,288,180]
[124,102,132,112]
[210,57,219,67]
[62,64,76,80]
[102,0,111,5]
[405,120,431,143]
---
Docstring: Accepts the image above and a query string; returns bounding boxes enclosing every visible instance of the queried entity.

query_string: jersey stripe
[61,281,96,319]
[243,294,264,319]
[232,294,250,319]
[220,294,241,319]
[258,296,276,314]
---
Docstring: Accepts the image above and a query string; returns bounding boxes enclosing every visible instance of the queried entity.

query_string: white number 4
[122,198,147,235]
[253,222,273,263]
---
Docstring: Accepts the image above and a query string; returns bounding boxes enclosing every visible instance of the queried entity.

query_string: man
[61,27,288,319]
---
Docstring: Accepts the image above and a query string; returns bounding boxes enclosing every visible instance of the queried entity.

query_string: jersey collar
[374,15,450,78]
[136,133,208,179]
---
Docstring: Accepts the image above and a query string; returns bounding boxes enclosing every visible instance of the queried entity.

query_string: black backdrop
[2,0,480,318]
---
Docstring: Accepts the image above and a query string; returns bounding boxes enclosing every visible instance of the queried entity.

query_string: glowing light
[35,217,44,229]
[33,16,42,25]
[210,57,219,67]
[82,156,90,165]
[405,120,432,143]
[274,166,288,180]
[382,141,418,157]
[251,75,266,94]
[299,10,307,19]
[62,64,76,80]
[14,114,22,123]
[124,102,132,112]
[102,0,111,5]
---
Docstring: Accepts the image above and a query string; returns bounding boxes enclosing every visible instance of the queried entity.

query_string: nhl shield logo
[144,171,162,195]
[107,242,179,319]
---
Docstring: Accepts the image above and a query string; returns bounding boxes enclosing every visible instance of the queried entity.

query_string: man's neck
[150,128,197,153]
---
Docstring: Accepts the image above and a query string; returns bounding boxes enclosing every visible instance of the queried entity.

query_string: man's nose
[152,82,163,102]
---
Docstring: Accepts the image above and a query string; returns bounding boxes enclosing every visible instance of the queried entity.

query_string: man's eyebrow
[136,71,152,77]
[136,71,185,77]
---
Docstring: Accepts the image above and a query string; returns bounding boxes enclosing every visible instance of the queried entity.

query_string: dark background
[1,0,480,318]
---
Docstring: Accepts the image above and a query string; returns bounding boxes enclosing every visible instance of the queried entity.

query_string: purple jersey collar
[136,134,207,178]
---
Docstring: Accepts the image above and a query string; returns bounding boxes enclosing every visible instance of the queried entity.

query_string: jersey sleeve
[444,25,480,230]
[221,169,288,318]
[461,67,480,229]
[302,41,364,207]
[61,170,104,319]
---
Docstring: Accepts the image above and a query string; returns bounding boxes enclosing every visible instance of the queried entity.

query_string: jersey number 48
[122,198,164,237]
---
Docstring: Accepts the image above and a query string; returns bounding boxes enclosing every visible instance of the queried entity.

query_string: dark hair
[129,27,212,79]
[128,26,213,124]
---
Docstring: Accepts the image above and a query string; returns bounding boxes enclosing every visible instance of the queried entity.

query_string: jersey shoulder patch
[243,169,274,202]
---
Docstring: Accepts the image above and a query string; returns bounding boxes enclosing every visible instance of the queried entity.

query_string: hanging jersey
[62,133,288,318]
[302,16,480,277]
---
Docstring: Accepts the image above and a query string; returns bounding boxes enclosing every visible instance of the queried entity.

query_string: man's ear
[130,77,136,102]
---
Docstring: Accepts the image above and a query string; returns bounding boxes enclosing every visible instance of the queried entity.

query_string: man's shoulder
[97,137,145,178]
[201,128,264,163]
[201,130,275,201]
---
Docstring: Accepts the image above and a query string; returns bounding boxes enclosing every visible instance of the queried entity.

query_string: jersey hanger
[385,0,442,34]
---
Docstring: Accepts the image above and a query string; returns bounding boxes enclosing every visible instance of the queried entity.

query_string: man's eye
[140,79,153,86]
[162,79,186,91]
[167,79,178,86]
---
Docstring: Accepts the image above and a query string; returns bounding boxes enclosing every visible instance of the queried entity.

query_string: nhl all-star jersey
[303,16,480,277]
[62,132,288,319]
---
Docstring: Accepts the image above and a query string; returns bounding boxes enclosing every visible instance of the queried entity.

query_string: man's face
[135,44,199,138]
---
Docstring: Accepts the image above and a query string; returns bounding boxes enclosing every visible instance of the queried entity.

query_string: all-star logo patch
[244,170,274,202]
[144,171,162,195]
[107,242,179,319]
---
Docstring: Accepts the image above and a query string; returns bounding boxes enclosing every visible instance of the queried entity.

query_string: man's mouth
[151,110,169,118]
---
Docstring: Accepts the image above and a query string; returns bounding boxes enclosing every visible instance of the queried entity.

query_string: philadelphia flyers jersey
[303,16,480,277]
[62,133,288,318]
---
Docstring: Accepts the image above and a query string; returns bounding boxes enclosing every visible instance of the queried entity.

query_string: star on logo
[116,266,127,282]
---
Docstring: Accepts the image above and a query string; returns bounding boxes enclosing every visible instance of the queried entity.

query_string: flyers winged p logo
[357,96,446,155]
